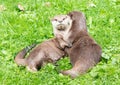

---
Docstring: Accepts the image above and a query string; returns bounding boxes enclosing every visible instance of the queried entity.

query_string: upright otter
[53,11,102,78]
[15,15,73,72]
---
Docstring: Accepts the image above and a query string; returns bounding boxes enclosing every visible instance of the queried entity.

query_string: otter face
[51,15,73,36]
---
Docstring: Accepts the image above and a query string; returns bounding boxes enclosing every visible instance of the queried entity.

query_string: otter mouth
[56,24,66,31]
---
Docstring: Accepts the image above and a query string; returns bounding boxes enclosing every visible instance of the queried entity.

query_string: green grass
[0,0,120,85]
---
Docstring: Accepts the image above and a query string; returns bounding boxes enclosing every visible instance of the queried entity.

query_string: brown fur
[15,36,69,72]
[58,11,102,78]
[15,15,73,72]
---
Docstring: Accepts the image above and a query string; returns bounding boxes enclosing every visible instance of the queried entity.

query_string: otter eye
[54,19,57,21]
[63,16,67,20]
[63,18,65,20]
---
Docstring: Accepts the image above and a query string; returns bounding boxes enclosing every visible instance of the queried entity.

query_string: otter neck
[72,30,89,44]
[69,21,88,44]
[72,20,87,32]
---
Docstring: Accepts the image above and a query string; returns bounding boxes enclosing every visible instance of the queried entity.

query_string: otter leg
[60,60,89,78]
[60,67,79,79]
[59,37,72,48]
[61,59,96,78]
[56,34,72,49]
[26,62,38,72]
[27,66,37,72]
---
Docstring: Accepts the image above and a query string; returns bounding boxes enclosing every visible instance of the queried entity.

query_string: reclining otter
[15,15,72,72]
[53,11,102,78]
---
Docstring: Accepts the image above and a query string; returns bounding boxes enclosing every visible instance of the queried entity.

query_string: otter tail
[14,44,37,66]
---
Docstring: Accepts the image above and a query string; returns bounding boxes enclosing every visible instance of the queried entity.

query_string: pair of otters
[15,11,102,78]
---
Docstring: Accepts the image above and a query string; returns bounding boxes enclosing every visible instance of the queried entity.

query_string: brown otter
[53,11,102,78]
[15,36,69,72]
[15,15,73,72]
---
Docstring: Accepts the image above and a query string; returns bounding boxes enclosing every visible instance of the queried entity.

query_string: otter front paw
[68,43,72,48]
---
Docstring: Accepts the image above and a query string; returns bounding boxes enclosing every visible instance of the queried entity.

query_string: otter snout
[57,24,66,30]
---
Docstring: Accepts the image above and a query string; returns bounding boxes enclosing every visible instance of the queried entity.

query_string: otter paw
[60,70,78,79]
[27,66,38,73]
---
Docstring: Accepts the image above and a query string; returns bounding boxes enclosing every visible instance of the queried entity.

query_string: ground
[0,0,120,85]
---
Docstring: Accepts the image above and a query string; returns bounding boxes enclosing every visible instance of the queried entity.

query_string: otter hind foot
[60,69,79,79]
[27,66,38,73]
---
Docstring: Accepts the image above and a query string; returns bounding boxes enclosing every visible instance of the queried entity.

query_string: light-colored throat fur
[51,15,73,45]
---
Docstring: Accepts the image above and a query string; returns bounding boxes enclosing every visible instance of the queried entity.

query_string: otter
[15,36,69,72]
[15,15,73,72]
[53,11,102,78]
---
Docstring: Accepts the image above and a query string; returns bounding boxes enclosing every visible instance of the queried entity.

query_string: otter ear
[67,13,73,19]
[67,13,75,21]
[67,14,72,18]
[49,16,55,21]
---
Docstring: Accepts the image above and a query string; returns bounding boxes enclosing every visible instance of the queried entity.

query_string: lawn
[0,0,120,85]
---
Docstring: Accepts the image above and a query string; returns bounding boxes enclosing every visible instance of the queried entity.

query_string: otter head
[51,15,73,36]
[67,11,87,31]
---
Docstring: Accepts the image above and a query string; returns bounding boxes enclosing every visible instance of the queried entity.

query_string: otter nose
[59,21,62,23]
